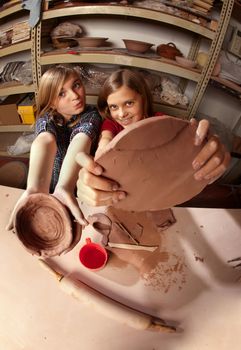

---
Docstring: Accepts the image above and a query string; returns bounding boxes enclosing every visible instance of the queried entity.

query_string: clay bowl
[122,39,154,53]
[74,37,109,48]
[175,56,196,68]
[14,193,82,257]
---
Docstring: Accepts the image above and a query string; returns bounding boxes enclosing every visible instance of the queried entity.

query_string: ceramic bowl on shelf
[175,56,197,68]
[122,39,154,53]
[73,37,109,48]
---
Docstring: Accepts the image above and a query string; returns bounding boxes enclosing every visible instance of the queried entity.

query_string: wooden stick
[114,221,140,245]
[108,242,158,252]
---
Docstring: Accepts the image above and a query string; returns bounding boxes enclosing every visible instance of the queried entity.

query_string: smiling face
[53,73,86,121]
[107,85,145,128]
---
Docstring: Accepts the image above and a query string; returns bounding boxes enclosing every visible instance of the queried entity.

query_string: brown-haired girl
[96,69,164,153]
[76,69,231,207]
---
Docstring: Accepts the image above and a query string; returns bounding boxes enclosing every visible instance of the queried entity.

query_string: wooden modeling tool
[108,242,158,252]
[114,221,140,245]
[39,259,176,333]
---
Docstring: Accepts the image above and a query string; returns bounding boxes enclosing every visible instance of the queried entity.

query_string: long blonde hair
[97,69,153,119]
[36,65,82,119]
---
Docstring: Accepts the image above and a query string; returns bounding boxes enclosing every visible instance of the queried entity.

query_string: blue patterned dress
[35,105,102,192]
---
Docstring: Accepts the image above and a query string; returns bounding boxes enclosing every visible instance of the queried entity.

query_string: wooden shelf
[42,5,215,40]
[0,82,35,97]
[40,50,201,82]
[0,125,32,133]
[1,40,31,58]
[210,76,241,100]
[0,2,24,19]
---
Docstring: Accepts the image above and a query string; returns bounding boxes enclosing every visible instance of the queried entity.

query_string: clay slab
[95,116,209,211]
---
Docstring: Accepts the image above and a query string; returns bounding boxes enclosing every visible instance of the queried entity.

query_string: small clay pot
[74,37,109,48]
[156,42,183,60]
[122,39,154,53]
[14,193,82,257]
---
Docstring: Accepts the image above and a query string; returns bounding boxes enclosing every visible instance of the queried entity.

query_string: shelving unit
[0,1,238,143]
[0,2,34,158]
[34,1,235,119]
[42,5,216,40]
[40,51,201,81]
[0,2,34,103]
[187,0,235,117]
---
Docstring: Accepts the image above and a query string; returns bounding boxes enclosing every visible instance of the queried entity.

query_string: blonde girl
[7,65,102,228]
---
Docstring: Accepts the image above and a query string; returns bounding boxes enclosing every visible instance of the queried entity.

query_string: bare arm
[53,133,91,225]
[27,132,56,192]
[6,132,57,229]
[95,130,114,158]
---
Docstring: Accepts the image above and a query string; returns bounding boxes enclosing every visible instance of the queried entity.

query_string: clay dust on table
[141,252,187,293]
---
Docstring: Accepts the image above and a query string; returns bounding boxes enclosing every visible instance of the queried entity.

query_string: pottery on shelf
[156,42,183,60]
[175,56,197,68]
[73,37,109,47]
[122,39,154,53]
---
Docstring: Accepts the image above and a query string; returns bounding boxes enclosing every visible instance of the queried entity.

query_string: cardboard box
[0,95,24,125]
[17,94,36,124]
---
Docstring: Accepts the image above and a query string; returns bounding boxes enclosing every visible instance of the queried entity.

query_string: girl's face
[53,74,86,120]
[107,85,144,128]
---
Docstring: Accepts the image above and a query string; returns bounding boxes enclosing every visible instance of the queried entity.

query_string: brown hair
[97,69,153,119]
[36,65,82,119]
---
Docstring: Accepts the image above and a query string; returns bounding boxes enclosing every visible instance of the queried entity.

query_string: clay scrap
[147,210,176,232]
[87,213,112,246]
[14,193,81,257]
[95,116,209,211]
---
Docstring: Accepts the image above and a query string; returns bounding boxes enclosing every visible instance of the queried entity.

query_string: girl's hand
[76,152,126,206]
[6,189,37,231]
[53,186,88,226]
[191,119,231,183]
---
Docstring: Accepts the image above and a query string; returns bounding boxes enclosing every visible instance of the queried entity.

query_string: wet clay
[104,207,187,292]
[95,116,209,211]
[87,213,112,246]
[14,193,81,257]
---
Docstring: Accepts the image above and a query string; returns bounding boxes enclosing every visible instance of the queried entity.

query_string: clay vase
[156,42,183,60]
[14,193,82,257]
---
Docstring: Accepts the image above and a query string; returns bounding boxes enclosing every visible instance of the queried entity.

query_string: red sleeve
[101,119,123,136]
[154,111,165,117]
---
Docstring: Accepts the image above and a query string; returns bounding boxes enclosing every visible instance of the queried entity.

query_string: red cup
[79,237,108,271]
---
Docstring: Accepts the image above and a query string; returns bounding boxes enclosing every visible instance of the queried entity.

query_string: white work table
[0,184,241,350]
